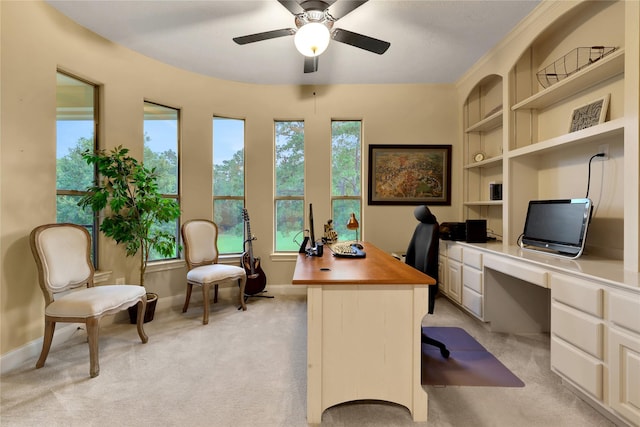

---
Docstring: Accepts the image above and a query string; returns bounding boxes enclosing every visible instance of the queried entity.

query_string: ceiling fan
[233,0,390,73]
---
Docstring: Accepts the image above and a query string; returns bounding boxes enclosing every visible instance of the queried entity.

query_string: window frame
[274,120,306,253]
[143,100,182,262]
[212,115,246,255]
[330,120,363,241]
[56,70,100,267]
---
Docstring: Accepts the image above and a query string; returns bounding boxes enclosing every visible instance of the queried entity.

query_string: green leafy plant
[79,145,181,286]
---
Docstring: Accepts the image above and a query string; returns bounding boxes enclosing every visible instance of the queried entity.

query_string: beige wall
[0,1,459,355]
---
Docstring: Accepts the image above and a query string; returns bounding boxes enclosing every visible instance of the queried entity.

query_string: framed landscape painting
[368,144,452,205]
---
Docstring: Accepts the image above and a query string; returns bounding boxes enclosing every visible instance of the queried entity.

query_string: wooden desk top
[292,242,436,285]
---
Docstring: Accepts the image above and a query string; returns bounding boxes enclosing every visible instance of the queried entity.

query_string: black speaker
[466,219,487,243]
[489,183,503,200]
[440,222,466,241]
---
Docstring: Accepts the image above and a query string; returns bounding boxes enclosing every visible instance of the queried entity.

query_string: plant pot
[128,292,158,324]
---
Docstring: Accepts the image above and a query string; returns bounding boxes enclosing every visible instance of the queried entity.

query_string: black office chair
[405,205,450,358]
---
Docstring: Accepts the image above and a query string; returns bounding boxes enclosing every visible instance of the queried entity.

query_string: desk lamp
[346,212,359,242]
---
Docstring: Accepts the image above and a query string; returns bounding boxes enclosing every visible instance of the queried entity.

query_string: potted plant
[79,145,181,322]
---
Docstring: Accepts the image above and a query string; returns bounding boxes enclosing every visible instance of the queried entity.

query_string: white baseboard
[1,323,82,375]
[0,284,306,375]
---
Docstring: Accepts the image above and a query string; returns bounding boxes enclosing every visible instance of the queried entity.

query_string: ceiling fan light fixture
[294,22,330,57]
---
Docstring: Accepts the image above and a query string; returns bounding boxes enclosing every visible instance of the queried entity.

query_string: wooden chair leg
[202,284,211,325]
[86,317,100,378]
[238,276,247,311]
[183,282,193,313]
[36,319,56,369]
[213,284,219,303]
[136,298,148,344]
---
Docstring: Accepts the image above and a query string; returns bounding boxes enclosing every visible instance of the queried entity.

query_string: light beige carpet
[0,293,616,426]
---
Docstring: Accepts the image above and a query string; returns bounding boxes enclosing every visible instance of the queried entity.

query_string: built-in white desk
[439,241,640,427]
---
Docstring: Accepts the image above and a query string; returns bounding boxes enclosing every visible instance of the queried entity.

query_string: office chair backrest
[405,205,440,313]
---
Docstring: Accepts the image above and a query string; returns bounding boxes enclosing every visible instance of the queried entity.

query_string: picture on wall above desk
[368,144,451,205]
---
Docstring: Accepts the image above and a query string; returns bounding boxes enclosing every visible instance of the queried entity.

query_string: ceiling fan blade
[328,1,368,20]
[278,0,305,15]
[233,28,295,45]
[332,28,390,54]
[304,56,318,73]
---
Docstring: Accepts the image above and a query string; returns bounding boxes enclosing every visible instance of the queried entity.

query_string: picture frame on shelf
[569,94,610,133]
[368,144,452,206]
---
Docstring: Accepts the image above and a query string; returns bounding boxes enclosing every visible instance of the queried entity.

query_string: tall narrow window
[213,117,245,254]
[56,71,99,265]
[274,121,305,252]
[331,120,362,241]
[143,101,180,260]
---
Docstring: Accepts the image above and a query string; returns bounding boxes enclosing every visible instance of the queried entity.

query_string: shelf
[511,48,625,111]
[465,110,503,133]
[464,200,503,206]
[508,118,624,159]
[464,155,503,169]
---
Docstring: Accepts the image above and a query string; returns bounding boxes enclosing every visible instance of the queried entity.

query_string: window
[56,71,99,265]
[213,117,245,254]
[331,120,362,241]
[143,101,180,260]
[274,121,305,252]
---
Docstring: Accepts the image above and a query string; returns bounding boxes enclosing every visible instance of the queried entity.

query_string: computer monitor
[521,198,592,259]
[309,203,316,248]
[298,203,317,254]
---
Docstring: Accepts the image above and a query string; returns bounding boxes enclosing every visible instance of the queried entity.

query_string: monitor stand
[298,236,309,253]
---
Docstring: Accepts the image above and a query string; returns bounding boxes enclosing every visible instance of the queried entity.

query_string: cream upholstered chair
[29,223,148,378]
[181,219,247,324]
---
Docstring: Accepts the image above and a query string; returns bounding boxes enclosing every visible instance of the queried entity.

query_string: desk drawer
[463,265,482,293]
[551,302,604,358]
[551,336,603,400]
[609,291,640,334]
[463,248,483,269]
[447,244,462,262]
[483,254,548,288]
[551,275,603,318]
[462,287,483,318]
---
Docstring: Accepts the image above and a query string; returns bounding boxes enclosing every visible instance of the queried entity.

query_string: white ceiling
[46,0,540,85]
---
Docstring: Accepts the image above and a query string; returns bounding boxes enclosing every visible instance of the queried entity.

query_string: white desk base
[306,284,429,424]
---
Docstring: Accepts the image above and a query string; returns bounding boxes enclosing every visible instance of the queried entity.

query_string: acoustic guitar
[241,208,268,296]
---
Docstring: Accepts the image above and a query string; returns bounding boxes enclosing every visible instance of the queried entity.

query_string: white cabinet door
[447,259,462,304]
[608,291,640,426]
[438,256,447,296]
[609,328,640,426]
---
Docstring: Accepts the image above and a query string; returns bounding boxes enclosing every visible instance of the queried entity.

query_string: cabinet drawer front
[447,244,462,262]
[609,292,640,335]
[463,248,483,269]
[551,275,603,318]
[551,337,603,400]
[463,265,482,293]
[462,287,483,318]
[551,303,604,358]
[483,254,548,287]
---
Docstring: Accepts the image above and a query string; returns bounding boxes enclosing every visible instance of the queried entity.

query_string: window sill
[94,270,112,284]
[218,254,243,266]
[270,253,299,262]
[146,259,186,273]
